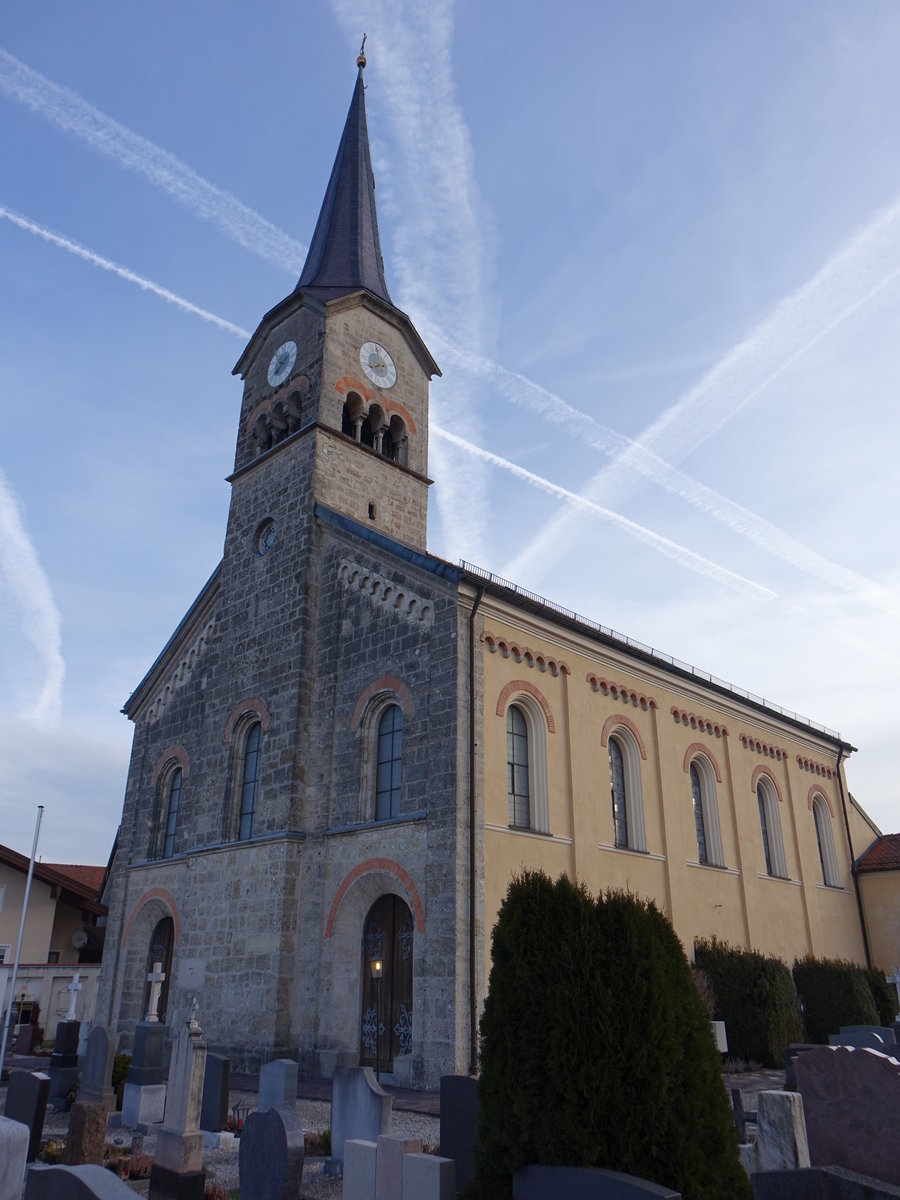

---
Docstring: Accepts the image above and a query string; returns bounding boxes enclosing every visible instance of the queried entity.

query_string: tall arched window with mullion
[238,722,261,840]
[507,704,530,829]
[812,796,840,887]
[609,738,628,848]
[757,785,773,876]
[375,704,403,820]
[162,768,181,859]
[690,763,708,864]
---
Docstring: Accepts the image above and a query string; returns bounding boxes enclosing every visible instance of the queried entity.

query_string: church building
[96,53,885,1087]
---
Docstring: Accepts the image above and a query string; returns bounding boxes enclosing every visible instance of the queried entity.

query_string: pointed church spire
[295,45,394,307]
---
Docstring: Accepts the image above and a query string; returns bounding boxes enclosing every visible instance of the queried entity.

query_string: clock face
[267,340,297,388]
[359,341,397,389]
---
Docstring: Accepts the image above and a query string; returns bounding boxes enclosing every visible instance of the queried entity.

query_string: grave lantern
[369,957,384,1080]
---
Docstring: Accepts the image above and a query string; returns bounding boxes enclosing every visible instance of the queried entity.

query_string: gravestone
[440,1074,479,1194]
[238,1104,305,1200]
[200,1052,230,1132]
[738,1090,810,1174]
[3,1069,50,1161]
[121,965,169,1127]
[403,1151,456,1200]
[794,1045,900,1186]
[0,1113,29,1200]
[258,1058,298,1113]
[148,1000,207,1200]
[24,1162,135,1199]
[828,1025,897,1051]
[329,1067,392,1170]
[78,1026,117,1111]
[784,1044,818,1091]
[343,1139,377,1200]
[376,1134,422,1200]
[48,1020,82,1112]
[750,1165,900,1200]
[513,1165,682,1199]
[64,1101,108,1165]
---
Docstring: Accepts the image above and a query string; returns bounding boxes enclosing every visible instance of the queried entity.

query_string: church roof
[856,832,900,872]
[295,63,393,307]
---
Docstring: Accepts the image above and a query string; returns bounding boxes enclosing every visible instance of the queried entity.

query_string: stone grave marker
[64,1100,109,1165]
[148,999,207,1200]
[0,1113,29,1200]
[48,990,82,1112]
[78,1026,117,1112]
[794,1045,900,1186]
[329,1066,392,1171]
[238,1104,305,1200]
[343,1140,377,1200]
[440,1074,479,1194]
[513,1165,682,1199]
[258,1058,298,1113]
[403,1151,456,1200]
[24,1162,136,1199]
[121,963,169,1127]
[828,1024,897,1051]
[200,1051,231,1133]
[738,1090,809,1174]
[376,1134,423,1200]
[3,1070,50,1161]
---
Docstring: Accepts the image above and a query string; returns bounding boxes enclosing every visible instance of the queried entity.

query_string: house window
[47,950,60,964]
[610,738,628,847]
[0,884,5,912]
[375,704,403,820]
[756,779,787,878]
[689,757,724,867]
[239,722,262,840]
[812,796,840,887]
[507,704,530,829]
[607,730,647,852]
[162,768,182,859]
[0,946,10,964]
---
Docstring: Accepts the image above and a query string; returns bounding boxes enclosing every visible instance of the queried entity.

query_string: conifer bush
[693,939,802,1067]
[792,956,879,1043]
[466,871,750,1200]
[865,967,900,1027]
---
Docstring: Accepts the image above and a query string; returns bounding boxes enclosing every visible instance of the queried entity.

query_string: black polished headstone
[239,1105,305,1200]
[49,1020,82,1111]
[4,1070,51,1161]
[514,1165,681,1200]
[199,1053,230,1132]
[440,1075,479,1195]
[79,1026,117,1110]
[127,1022,168,1086]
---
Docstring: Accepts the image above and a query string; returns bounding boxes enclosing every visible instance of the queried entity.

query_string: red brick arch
[682,743,723,782]
[122,888,181,947]
[325,858,425,937]
[350,676,413,729]
[222,696,271,745]
[600,714,648,760]
[808,787,835,818]
[150,745,190,786]
[495,679,556,733]
[751,765,783,803]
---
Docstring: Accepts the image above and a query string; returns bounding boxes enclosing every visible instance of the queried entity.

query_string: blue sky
[1,1,898,864]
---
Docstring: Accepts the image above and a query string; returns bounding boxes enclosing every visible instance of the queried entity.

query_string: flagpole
[0,805,44,1080]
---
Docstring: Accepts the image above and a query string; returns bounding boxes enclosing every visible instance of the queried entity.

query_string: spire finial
[357,33,367,70]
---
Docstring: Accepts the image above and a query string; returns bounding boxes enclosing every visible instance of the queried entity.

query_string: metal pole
[0,806,44,1079]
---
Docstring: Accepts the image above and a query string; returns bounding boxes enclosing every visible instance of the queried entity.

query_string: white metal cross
[145,961,166,1023]
[65,972,82,1022]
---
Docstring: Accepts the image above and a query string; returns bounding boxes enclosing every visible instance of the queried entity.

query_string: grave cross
[65,972,82,1021]
[145,961,166,1023]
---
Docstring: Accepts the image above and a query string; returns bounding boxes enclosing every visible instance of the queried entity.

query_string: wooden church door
[360,895,414,1074]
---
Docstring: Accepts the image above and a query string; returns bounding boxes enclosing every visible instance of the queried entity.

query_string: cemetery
[1,897,899,1200]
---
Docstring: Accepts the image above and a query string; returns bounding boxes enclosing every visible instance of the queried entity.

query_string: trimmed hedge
[792,956,879,1043]
[865,967,900,1027]
[694,939,802,1067]
[467,872,749,1200]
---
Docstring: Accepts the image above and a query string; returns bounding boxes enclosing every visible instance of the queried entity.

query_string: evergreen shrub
[466,871,750,1200]
[792,956,879,1043]
[864,967,899,1027]
[693,939,802,1067]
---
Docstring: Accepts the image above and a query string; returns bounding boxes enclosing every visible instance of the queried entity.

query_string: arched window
[507,704,530,829]
[607,729,647,852]
[757,778,787,878]
[375,705,403,820]
[689,757,724,867]
[161,768,181,860]
[238,721,261,840]
[812,796,840,887]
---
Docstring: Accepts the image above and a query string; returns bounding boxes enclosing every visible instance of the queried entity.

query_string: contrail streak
[0,205,252,338]
[0,470,65,726]
[432,427,775,601]
[0,47,305,273]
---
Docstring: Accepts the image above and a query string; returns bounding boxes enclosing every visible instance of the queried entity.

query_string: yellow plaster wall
[0,864,55,963]
[858,871,900,971]
[478,599,868,975]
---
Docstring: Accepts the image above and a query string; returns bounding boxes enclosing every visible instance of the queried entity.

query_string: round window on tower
[256,520,277,556]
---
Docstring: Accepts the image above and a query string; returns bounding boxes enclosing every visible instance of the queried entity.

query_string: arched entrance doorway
[360,895,413,1075]
[142,917,174,1023]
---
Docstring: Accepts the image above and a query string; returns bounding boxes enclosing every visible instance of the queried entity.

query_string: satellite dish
[71,930,88,950]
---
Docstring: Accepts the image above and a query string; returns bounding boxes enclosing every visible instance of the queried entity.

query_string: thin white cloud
[0,47,306,274]
[0,205,252,338]
[432,426,775,601]
[0,471,64,727]
[505,192,900,581]
[434,336,899,616]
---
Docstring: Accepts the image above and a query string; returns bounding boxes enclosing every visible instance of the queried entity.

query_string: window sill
[597,843,664,861]
[326,810,427,837]
[686,860,739,875]
[756,872,800,886]
[484,822,572,845]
